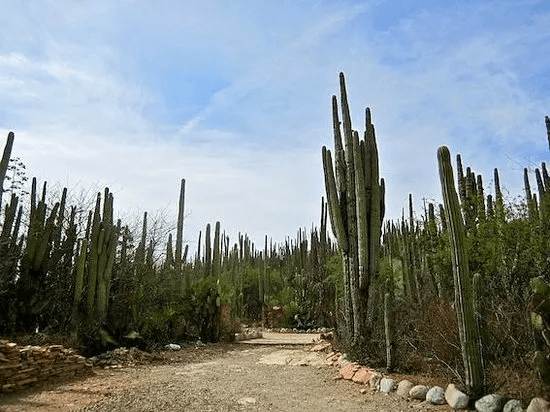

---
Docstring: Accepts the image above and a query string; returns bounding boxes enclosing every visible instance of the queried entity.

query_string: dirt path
[0,339,454,412]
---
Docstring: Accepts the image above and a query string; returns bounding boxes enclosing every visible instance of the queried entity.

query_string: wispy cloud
[1,0,549,251]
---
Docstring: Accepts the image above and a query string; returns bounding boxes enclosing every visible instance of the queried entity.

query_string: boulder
[380,378,397,393]
[503,399,524,412]
[527,397,550,412]
[475,394,506,412]
[337,354,351,368]
[369,372,383,390]
[351,367,372,384]
[339,363,360,380]
[445,383,469,409]
[396,380,414,398]
[409,385,429,400]
[164,343,181,351]
[427,386,446,405]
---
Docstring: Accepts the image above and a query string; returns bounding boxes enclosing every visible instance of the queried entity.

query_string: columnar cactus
[175,179,185,269]
[437,145,484,396]
[322,72,385,343]
[83,188,120,325]
[0,132,14,212]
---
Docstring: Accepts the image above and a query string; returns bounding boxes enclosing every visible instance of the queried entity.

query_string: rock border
[314,341,546,412]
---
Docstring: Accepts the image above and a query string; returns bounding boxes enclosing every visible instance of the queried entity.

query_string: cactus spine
[437,145,484,395]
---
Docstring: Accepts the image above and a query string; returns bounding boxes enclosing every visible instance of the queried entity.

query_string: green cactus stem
[175,179,185,269]
[0,132,15,212]
[438,145,484,396]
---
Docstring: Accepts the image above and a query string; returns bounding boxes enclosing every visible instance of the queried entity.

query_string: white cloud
[1,0,549,257]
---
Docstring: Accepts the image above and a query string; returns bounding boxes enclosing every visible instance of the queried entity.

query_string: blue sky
[1,0,549,254]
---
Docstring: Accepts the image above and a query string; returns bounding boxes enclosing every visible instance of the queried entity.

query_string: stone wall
[0,339,93,393]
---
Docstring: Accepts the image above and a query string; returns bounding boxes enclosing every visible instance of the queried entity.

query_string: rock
[352,367,372,384]
[339,363,360,380]
[397,380,414,398]
[369,372,383,390]
[475,394,506,412]
[504,399,524,412]
[409,385,429,400]
[310,342,331,352]
[237,397,256,405]
[426,386,446,405]
[337,354,351,367]
[380,378,397,393]
[445,383,469,409]
[326,353,340,366]
[527,397,550,412]
[164,344,181,351]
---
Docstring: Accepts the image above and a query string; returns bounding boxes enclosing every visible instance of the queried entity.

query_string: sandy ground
[0,336,455,412]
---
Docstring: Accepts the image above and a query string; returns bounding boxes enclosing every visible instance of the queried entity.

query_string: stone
[164,344,181,351]
[380,378,397,393]
[445,383,469,409]
[339,363,360,380]
[409,385,429,400]
[337,354,351,367]
[352,367,372,384]
[504,399,524,412]
[237,397,256,405]
[475,394,506,412]
[396,380,414,398]
[369,372,383,390]
[527,397,550,412]
[426,386,446,405]
[310,342,331,352]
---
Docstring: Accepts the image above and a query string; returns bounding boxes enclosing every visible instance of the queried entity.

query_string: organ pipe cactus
[0,132,14,212]
[322,72,385,343]
[83,188,120,325]
[175,179,185,269]
[437,145,484,396]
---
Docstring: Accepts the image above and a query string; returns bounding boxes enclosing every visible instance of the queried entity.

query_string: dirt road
[0,337,453,412]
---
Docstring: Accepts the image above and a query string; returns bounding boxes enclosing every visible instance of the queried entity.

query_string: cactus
[546,116,550,150]
[175,179,185,269]
[83,188,120,325]
[322,72,385,343]
[524,168,539,222]
[530,276,550,384]
[437,145,484,395]
[205,223,212,277]
[212,221,221,279]
[0,132,14,212]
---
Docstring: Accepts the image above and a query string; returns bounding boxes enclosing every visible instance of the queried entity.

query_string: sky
[1,0,549,256]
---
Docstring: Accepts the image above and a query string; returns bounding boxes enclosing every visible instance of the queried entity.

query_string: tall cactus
[0,132,14,213]
[322,72,385,343]
[83,188,120,325]
[175,179,185,269]
[437,145,484,396]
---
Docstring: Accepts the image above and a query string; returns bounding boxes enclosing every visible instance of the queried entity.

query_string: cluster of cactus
[322,72,385,344]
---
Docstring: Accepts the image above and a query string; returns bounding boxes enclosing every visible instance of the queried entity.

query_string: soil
[0,336,458,412]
